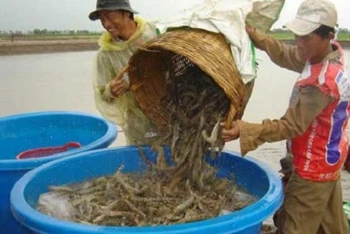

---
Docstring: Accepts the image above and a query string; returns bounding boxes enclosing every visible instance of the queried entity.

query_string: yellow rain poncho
[92,17,159,145]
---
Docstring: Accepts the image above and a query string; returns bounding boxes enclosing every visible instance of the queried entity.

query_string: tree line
[271,28,350,33]
[1,27,349,36]
[1,28,349,41]
[0,29,102,36]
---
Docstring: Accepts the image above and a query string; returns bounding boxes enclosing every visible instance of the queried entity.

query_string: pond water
[0,49,349,202]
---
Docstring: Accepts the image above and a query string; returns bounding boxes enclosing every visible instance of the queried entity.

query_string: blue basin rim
[0,111,117,170]
[10,146,283,234]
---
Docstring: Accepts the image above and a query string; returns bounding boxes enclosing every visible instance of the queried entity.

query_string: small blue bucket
[11,146,283,234]
[0,111,117,234]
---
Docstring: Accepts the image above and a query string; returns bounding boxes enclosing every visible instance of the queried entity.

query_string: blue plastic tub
[0,111,117,234]
[11,146,283,234]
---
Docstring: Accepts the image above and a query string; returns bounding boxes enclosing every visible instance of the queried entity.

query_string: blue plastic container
[11,146,283,234]
[0,111,117,234]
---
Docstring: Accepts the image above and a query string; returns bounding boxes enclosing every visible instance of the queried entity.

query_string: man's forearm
[237,86,333,155]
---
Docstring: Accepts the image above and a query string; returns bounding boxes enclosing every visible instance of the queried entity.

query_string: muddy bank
[1,38,350,56]
[0,39,99,56]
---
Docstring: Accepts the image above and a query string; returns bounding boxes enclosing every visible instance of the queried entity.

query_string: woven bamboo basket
[127,28,245,130]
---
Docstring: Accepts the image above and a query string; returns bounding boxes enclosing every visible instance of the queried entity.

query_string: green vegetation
[0,29,102,41]
[268,30,294,40]
[269,28,350,41]
[1,28,350,41]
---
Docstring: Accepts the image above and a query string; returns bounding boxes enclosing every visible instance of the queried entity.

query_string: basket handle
[124,65,146,92]
[111,66,133,96]
[224,105,237,129]
[115,66,129,80]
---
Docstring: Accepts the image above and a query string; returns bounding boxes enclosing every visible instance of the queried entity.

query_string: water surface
[1,49,349,201]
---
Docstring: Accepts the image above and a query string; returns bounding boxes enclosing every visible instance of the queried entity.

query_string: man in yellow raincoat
[89,0,159,145]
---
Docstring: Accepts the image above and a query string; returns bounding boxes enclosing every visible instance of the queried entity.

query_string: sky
[0,0,349,32]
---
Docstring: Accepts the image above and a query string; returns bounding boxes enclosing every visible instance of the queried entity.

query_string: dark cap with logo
[89,0,139,21]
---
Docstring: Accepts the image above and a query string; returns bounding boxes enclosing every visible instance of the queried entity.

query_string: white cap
[284,0,338,36]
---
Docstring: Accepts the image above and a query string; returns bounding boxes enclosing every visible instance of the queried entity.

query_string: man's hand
[110,74,130,97]
[221,121,240,142]
[245,24,256,37]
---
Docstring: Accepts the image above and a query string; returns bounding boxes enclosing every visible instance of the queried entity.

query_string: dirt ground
[2,39,348,56]
[0,39,99,55]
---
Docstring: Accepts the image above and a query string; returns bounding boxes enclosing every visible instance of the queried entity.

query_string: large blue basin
[0,111,117,234]
[10,146,283,234]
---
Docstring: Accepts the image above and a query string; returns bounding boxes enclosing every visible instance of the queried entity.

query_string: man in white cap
[222,0,350,233]
[89,0,160,145]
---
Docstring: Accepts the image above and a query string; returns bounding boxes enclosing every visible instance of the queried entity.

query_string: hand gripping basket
[126,28,245,130]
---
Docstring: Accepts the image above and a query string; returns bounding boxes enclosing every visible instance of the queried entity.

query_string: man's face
[294,32,333,64]
[99,10,128,40]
